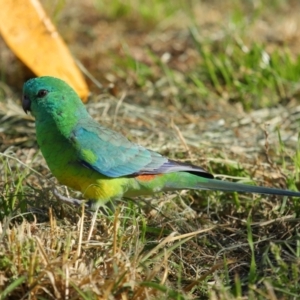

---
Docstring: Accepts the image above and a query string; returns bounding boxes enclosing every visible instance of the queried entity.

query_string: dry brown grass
[1,0,300,299]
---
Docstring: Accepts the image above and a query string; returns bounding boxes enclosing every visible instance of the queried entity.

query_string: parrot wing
[70,119,213,178]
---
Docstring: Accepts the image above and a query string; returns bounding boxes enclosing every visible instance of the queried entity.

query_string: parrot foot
[53,188,87,207]
[86,199,115,213]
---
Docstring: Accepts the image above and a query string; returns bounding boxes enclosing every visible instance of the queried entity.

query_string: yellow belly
[53,165,128,204]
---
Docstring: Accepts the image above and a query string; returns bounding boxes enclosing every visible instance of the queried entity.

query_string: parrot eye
[37,89,48,98]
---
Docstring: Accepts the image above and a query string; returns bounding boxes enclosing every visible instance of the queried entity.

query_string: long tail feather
[197,178,300,197]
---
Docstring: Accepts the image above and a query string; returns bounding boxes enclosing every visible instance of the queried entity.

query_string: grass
[1,0,300,298]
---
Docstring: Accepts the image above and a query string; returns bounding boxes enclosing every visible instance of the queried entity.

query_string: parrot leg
[53,189,107,240]
[53,188,97,241]
[85,201,115,241]
[87,205,101,241]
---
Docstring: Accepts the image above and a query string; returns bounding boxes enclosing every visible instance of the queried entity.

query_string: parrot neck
[35,105,89,139]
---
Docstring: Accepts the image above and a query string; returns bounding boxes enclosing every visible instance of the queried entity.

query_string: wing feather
[70,119,213,179]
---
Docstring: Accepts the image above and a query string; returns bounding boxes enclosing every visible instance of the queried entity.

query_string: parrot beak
[22,94,31,114]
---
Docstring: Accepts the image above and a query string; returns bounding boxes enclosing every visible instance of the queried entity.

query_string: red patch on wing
[136,174,161,181]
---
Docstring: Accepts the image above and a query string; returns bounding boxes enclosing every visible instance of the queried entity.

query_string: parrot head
[22,76,84,119]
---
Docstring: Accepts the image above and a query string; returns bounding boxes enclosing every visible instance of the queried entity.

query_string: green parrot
[22,76,300,210]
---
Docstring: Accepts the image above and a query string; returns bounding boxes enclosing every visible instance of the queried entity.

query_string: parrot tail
[195,178,300,197]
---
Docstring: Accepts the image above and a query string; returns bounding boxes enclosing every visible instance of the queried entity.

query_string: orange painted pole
[0,0,89,101]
